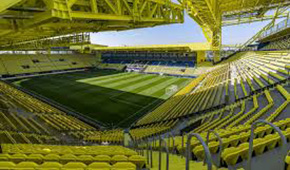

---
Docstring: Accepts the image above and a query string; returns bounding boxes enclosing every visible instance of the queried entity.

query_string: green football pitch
[12,70,191,128]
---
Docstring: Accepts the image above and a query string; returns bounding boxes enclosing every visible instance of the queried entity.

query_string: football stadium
[0,0,290,170]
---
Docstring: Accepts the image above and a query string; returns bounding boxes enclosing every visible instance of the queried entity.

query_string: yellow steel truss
[182,0,290,62]
[0,0,184,47]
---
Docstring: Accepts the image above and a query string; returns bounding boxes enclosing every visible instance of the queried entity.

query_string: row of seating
[81,129,124,144]
[0,154,144,166]
[0,144,145,169]
[0,81,98,142]
[97,63,125,71]
[0,131,58,144]
[144,65,196,76]
[135,64,229,126]
[0,54,98,76]
[188,51,289,132]
[2,144,137,156]
[130,120,178,140]
[0,161,136,170]
[36,114,95,132]
[152,51,290,168]
[149,117,290,167]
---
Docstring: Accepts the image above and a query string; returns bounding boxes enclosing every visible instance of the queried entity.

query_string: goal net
[165,85,178,96]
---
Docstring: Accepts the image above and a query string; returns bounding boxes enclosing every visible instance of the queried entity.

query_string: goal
[165,85,178,96]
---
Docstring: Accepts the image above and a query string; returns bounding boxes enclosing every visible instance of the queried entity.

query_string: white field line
[138,78,180,97]
[159,79,192,99]
[114,97,162,127]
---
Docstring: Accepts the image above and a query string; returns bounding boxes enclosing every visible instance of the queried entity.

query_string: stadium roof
[84,42,212,52]
[0,0,183,47]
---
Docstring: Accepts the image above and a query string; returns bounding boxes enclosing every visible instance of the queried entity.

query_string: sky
[90,13,276,47]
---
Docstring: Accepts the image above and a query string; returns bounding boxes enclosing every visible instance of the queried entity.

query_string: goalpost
[165,85,178,97]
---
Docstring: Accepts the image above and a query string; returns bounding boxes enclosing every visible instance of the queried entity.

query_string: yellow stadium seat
[221,147,240,166]
[27,154,44,164]
[62,162,87,170]
[111,155,128,164]
[37,162,63,170]
[60,154,77,164]
[0,161,16,169]
[44,154,60,161]
[15,161,38,170]
[11,153,27,163]
[87,162,112,170]
[0,154,11,161]
[128,155,146,168]
[112,162,136,170]
[78,155,94,163]
[94,155,111,162]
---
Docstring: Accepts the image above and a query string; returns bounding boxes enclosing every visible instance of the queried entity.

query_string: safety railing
[185,133,213,170]
[247,120,288,170]
[206,130,223,168]
[167,132,175,153]
[260,19,290,39]
[159,136,170,170]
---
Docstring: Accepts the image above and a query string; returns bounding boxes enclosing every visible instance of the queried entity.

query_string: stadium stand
[97,63,126,71]
[99,51,197,76]
[128,50,290,169]
[0,78,147,169]
[259,19,290,51]
[0,54,98,77]
[1,50,290,170]
[144,66,196,76]
[0,0,290,169]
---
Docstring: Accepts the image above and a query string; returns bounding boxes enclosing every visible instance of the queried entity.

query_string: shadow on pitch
[12,69,164,128]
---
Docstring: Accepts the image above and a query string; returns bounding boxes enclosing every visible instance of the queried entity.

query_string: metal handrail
[206,130,223,167]
[181,132,185,157]
[168,132,175,153]
[186,133,213,170]
[146,139,150,165]
[247,120,288,170]
[159,136,170,170]
[150,143,153,168]
[140,139,145,156]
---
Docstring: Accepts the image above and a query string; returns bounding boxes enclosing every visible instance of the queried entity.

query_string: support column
[211,6,222,63]
[211,26,222,63]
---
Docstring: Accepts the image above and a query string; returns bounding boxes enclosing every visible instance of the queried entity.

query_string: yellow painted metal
[222,14,288,26]
[240,6,290,50]
[182,0,290,62]
[84,42,211,52]
[0,33,93,51]
[0,0,22,13]
[0,0,184,48]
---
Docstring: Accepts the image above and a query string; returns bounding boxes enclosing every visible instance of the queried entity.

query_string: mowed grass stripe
[71,74,146,96]
[23,73,121,98]
[105,74,152,88]
[78,73,137,85]
[112,76,171,106]
[27,71,122,90]
[13,70,191,127]
[40,70,120,82]
[78,72,129,82]
[118,75,165,93]
[112,74,160,91]
[138,77,180,97]
[116,76,172,101]
[55,73,143,98]
[153,78,191,99]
